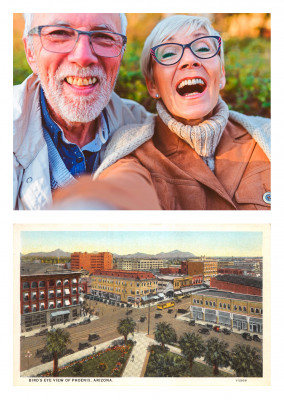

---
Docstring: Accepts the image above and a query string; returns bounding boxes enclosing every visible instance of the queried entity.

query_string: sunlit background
[13,13,271,117]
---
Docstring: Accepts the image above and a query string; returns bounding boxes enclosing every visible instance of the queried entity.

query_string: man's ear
[23,37,38,75]
[145,76,159,99]
[219,64,226,90]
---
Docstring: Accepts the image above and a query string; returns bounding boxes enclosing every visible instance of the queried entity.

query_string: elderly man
[13,13,157,210]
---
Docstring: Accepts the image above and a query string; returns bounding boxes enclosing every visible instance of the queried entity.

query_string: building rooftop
[20,262,81,277]
[213,274,262,288]
[91,269,156,280]
[195,289,262,302]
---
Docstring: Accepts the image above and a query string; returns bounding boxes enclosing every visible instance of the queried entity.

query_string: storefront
[218,311,231,326]
[249,317,263,333]
[232,314,248,330]
[191,306,203,320]
[50,310,70,325]
[204,308,217,323]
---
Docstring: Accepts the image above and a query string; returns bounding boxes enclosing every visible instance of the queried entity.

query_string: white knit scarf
[156,97,229,171]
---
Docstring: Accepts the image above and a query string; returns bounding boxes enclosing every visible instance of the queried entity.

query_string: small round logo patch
[263,192,271,204]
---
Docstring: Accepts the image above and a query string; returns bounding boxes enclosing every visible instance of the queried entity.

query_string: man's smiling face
[24,13,122,123]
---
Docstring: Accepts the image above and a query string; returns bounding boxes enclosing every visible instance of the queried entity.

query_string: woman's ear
[219,64,226,90]
[145,76,159,99]
[23,38,38,75]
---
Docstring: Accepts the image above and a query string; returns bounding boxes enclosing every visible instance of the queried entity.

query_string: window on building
[239,306,242,311]
[250,307,254,313]
[243,306,247,312]
[219,303,222,308]
[255,308,260,314]
[205,301,208,306]
[31,281,38,288]
[23,293,29,301]
[234,305,237,311]
[39,281,45,288]
[23,282,30,289]
[223,304,226,309]
[193,299,196,304]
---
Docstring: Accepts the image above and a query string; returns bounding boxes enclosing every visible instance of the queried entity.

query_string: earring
[155,93,160,99]
[219,84,222,89]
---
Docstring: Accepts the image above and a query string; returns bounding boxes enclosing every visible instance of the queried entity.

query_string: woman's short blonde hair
[140,14,224,83]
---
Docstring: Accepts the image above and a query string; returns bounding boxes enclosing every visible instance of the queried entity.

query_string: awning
[153,296,159,300]
[50,310,70,317]
[180,287,193,293]
[64,300,70,306]
[175,291,182,295]
[157,293,165,298]
[64,288,70,295]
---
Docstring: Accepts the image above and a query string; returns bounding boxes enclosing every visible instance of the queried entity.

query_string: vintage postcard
[13,223,270,386]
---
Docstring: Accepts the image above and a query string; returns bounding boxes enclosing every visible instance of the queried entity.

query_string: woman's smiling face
[146,28,226,125]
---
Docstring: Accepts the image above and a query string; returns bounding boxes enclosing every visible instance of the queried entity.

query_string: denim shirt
[40,88,109,178]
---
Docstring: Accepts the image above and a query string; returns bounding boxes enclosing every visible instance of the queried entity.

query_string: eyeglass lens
[154,37,220,65]
[40,26,124,57]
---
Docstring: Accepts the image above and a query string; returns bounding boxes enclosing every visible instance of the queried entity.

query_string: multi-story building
[210,274,262,296]
[217,267,244,275]
[189,289,263,333]
[71,252,113,273]
[91,270,157,305]
[116,258,165,271]
[21,267,82,332]
[181,260,218,281]
[156,274,204,297]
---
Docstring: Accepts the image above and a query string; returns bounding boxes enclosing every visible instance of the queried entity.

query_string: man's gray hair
[23,13,128,37]
[140,14,224,83]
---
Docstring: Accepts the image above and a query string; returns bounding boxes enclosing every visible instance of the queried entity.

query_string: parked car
[64,348,75,356]
[80,317,91,325]
[155,313,162,319]
[126,309,133,315]
[188,320,195,326]
[222,328,232,335]
[37,328,48,336]
[35,348,46,357]
[206,324,213,329]
[198,328,210,335]
[242,332,252,341]
[140,316,146,322]
[213,326,221,332]
[168,309,174,314]
[177,309,187,314]
[120,304,125,308]
[88,333,100,341]
[78,342,92,350]
[176,299,182,303]
[252,334,261,342]
[67,323,78,328]
[41,353,53,363]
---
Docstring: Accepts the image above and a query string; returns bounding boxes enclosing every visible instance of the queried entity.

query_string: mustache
[54,66,107,81]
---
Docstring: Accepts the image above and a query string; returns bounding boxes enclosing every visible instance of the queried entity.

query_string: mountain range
[22,249,195,259]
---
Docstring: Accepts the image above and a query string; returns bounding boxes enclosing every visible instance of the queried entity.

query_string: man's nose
[67,33,98,67]
[178,47,201,69]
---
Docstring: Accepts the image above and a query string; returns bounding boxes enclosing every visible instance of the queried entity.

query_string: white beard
[37,64,116,123]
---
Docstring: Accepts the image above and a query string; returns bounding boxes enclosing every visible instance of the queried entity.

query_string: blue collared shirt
[40,88,109,177]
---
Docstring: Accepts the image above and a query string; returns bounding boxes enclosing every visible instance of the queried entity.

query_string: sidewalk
[122,333,155,377]
[21,335,124,377]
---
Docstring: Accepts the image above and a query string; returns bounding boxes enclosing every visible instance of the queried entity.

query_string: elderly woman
[54,15,270,210]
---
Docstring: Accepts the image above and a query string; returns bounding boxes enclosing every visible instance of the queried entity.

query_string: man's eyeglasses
[28,25,127,58]
[150,36,222,66]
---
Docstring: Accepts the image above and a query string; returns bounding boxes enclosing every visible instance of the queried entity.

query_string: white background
[2,0,283,397]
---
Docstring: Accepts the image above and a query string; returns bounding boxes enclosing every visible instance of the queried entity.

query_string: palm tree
[230,344,262,377]
[117,318,136,343]
[179,332,205,372]
[45,328,71,377]
[154,322,177,349]
[146,352,187,377]
[204,337,230,376]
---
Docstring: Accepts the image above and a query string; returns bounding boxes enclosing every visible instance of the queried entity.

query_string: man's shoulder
[106,92,152,131]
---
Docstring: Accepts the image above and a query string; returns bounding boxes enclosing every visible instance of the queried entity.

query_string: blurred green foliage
[13,37,270,118]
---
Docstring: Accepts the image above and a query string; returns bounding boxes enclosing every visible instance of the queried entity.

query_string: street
[20,297,262,372]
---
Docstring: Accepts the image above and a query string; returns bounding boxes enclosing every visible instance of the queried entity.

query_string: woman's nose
[179,47,201,69]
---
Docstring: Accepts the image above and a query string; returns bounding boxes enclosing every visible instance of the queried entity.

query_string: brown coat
[97,116,271,210]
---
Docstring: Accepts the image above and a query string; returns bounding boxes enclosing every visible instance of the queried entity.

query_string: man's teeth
[178,78,205,89]
[66,77,97,86]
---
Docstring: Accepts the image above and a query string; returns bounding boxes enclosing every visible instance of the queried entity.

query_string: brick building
[210,274,262,296]
[21,268,82,332]
[181,260,218,281]
[71,252,113,273]
[217,268,244,275]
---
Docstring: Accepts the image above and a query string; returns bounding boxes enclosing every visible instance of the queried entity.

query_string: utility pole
[147,302,150,335]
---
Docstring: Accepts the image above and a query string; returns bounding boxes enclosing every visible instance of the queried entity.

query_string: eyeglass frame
[150,35,222,66]
[28,25,127,58]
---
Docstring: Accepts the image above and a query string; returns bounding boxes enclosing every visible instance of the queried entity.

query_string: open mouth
[176,78,207,96]
[65,76,98,87]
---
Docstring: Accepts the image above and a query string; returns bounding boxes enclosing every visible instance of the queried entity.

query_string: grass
[40,342,133,377]
[145,347,233,377]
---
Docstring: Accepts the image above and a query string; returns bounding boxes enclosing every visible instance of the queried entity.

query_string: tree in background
[45,328,71,377]
[204,337,231,376]
[230,344,262,377]
[154,322,177,349]
[179,332,205,372]
[117,318,136,343]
